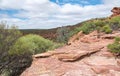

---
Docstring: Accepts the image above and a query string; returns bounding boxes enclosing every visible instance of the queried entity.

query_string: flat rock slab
[91,65,120,74]
[34,51,68,58]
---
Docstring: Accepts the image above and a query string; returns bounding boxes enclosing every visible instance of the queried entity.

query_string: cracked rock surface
[21,31,120,76]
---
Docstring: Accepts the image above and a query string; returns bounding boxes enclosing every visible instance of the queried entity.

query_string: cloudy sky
[0,0,120,29]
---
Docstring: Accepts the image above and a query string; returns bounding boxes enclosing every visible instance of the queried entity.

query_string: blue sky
[50,0,102,5]
[0,0,120,29]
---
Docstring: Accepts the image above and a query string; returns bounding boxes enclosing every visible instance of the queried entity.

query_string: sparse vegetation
[69,19,105,36]
[51,43,64,50]
[70,16,120,37]
[107,37,120,55]
[109,16,120,30]
[102,24,112,34]
[72,21,97,34]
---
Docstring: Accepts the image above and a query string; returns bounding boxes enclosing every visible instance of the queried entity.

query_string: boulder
[111,7,120,17]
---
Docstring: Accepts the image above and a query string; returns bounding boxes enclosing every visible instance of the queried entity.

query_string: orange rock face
[111,7,120,17]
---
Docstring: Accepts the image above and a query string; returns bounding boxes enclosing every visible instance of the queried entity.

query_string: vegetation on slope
[70,16,120,36]
[108,37,120,55]
[0,22,63,76]
[56,26,70,43]
[70,16,120,55]
[19,16,120,44]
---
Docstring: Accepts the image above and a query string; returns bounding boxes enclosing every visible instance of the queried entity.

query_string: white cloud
[0,0,24,9]
[0,0,120,29]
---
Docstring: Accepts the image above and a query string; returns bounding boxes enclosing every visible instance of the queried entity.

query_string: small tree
[56,26,70,43]
[0,22,22,76]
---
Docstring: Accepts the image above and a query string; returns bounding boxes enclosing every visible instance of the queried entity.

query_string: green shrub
[69,27,82,37]
[9,34,54,55]
[109,16,120,24]
[70,20,106,36]
[94,20,105,27]
[70,17,120,36]
[73,22,97,34]
[56,26,70,43]
[102,25,112,34]
[109,16,120,30]
[107,37,120,54]
[115,37,120,43]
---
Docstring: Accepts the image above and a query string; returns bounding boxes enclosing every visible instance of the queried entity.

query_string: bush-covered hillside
[20,16,120,43]
[108,37,120,55]
[70,16,120,36]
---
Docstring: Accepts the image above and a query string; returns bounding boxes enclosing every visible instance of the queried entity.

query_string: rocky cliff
[21,31,120,76]
[111,7,120,17]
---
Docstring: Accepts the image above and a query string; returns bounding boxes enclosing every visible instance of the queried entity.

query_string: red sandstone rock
[101,33,120,39]
[80,30,100,43]
[96,47,114,57]
[117,59,120,66]
[111,7,120,17]
[57,51,91,62]
[33,52,52,58]
[89,30,98,36]
[20,7,120,75]
[100,51,114,57]
[91,65,120,74]
[91,66,109,74]
[21,31,120,76]
[68,31,84,45]
[34,51,68,58]
[80,35,100,43]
